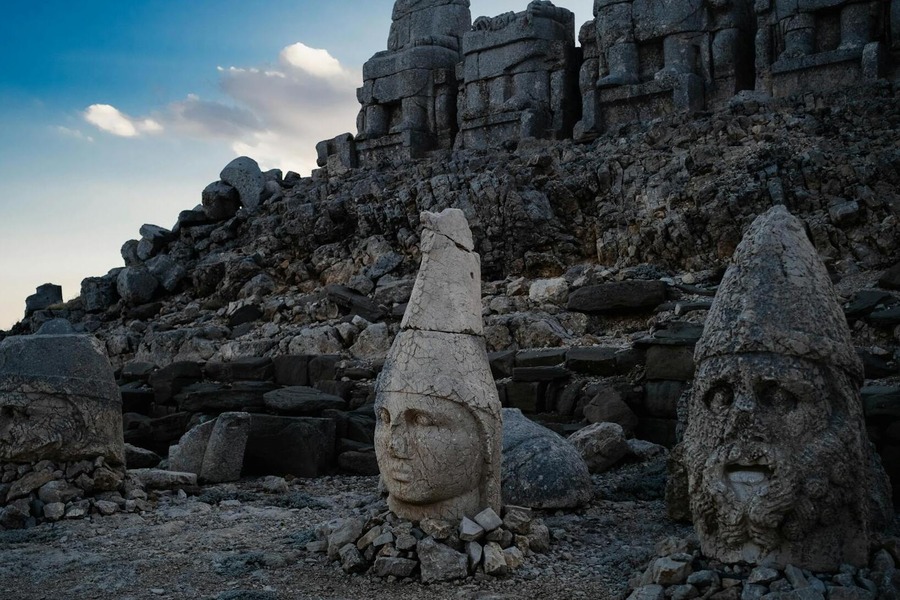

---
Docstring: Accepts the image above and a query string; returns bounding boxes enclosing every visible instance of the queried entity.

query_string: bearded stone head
[675,206,892,571]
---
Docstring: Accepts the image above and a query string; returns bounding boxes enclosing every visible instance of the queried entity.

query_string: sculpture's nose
[389,424,409,458]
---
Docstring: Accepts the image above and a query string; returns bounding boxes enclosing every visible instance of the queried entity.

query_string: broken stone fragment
[418,536,469,583]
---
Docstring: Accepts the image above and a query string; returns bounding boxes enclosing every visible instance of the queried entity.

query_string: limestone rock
[529,278,569,305]
[568,422,629,473]
[501,408,592,509]
[417,536,469,583]
[220,156,265,212]
[0,333,124,466]
[375,209,502,522]
[673,206,893,571]
[129,469,197,490]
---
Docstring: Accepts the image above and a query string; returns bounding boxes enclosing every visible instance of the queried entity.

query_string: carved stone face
[375,391,483,509]
[684,353,868,567]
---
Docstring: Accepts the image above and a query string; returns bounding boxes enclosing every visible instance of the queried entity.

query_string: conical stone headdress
[695,205,863,382]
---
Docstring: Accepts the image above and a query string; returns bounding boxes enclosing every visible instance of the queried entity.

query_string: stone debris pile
[627,536,900,600]
[310,505,550,582]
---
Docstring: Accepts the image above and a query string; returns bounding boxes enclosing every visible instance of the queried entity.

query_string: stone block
[645,345,696,381]
[263,386,347,415]
[204,357,274,382]
[515,348,567,367]
[243,416,336,477]
[273,355,310,386]
[568,281,667,313]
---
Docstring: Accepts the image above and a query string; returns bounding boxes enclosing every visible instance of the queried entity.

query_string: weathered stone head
[375,209,501,522]
[387,0,472,52]
[680,205,892,570]
[0,329,125,466]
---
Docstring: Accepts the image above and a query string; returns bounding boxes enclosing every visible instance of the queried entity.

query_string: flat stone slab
[567,281,667,313]
[263,386,347,415]
[128,469,197,490]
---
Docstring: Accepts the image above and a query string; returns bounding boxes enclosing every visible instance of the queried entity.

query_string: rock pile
[0,457,149,529]
[627,536,900,600]
[310,505,550,582]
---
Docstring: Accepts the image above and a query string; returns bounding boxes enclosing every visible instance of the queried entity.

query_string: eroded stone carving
[672,205,892,571]
[576,0,755,140]
[375,208,502,521]
[755,0,890,97]
[458,1,580,149]
[355,0,471,165]
[0,331,125,466]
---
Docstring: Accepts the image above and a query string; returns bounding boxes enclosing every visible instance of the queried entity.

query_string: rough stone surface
[417,536,469,583]
[568,422,629,473]
[0,333,124,465]
[671,206,893,571]
[25,283,63,316]
[501,407,592,509]
[375,209,502,522]
[116,267,159,306]
[220,157,265,212]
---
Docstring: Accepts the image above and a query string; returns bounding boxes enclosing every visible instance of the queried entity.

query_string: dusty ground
[0,457,690,600]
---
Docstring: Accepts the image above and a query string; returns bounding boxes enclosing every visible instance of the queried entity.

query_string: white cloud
[81,43,361,174]
[280,43,351,81]
[84,104,163,137]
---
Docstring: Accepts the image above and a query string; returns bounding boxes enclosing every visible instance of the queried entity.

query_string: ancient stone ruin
[755,0,893,97]
[375,208,502,522]
[457,1,580,149]
[576,0,756,140]
[671,206,893,571]
[354,0,472,165]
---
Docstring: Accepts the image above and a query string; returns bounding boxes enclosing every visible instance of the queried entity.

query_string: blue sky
[0,0,592,330]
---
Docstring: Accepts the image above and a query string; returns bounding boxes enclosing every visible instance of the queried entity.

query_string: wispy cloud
[56,126,94,142]
[81,43,361,174]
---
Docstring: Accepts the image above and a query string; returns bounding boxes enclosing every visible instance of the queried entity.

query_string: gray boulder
[81,272,120,313]
[169,413,252,483]
[220,157,265,212]
[25,283,62,316]
[146,254,187,292]
[568,422,629,473]
[501,408,592,508]
[116,267,159,305]
[202,180,241,221]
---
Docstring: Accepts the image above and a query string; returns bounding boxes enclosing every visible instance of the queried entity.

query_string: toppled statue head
[375,209,501,522]
[0,332,125,466]
[680,205,892,571]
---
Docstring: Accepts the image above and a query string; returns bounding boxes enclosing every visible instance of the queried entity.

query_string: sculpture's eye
[412,412,436,427]
[378,408,391,426]
[757,382,799,414]
[703,384,734,413]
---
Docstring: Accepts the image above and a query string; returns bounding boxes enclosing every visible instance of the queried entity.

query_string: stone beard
[683,354,878,569]
[0,391,89,463]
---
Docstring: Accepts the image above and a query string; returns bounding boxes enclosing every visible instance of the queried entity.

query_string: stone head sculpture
[680,205,892,571]
[0,330,125,466]
[375,208,502,522]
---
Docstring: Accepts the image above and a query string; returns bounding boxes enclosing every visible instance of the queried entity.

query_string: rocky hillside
[4,81,899,496]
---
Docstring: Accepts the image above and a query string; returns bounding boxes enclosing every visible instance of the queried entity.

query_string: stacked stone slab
[354,0,472,166]
[755,0,892,97]
[457,1,580,149]
[575,0,755,141]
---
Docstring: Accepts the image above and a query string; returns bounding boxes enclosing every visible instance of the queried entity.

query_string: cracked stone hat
[694,205,864,382]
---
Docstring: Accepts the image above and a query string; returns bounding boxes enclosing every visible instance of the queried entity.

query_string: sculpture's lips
[389,466,414,483]
[724,462,773,499]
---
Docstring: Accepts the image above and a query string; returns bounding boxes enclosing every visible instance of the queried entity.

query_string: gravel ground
[0,457,690,600]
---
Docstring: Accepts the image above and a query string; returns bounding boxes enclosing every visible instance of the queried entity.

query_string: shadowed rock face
[675,205,892,571]
[375,208,501,521]
[0,334,125,466]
